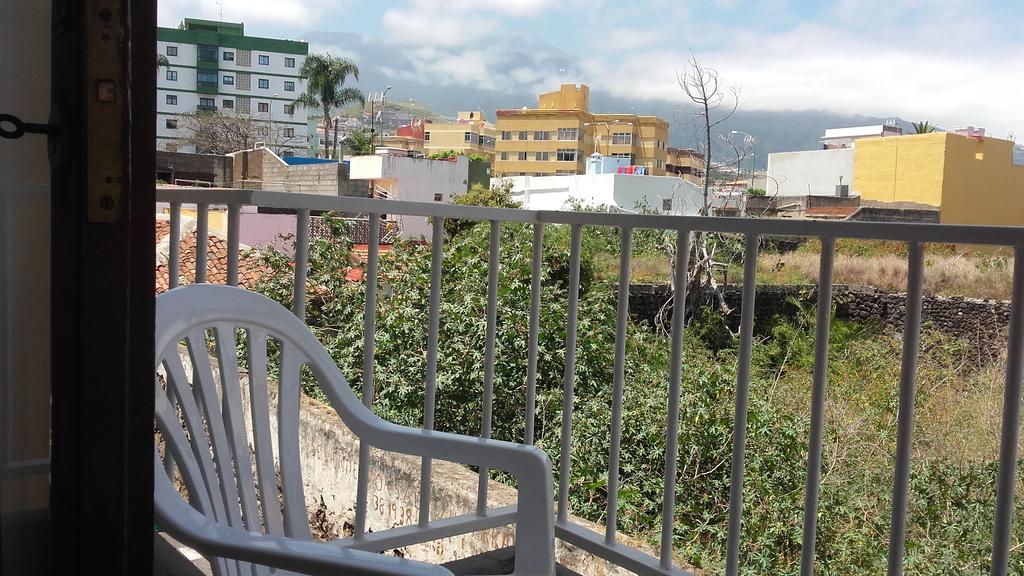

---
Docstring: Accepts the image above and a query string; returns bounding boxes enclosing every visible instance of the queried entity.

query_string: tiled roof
[155,223,268,295]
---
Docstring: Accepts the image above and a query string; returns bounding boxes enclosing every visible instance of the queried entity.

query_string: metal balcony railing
[155,186,1024,576]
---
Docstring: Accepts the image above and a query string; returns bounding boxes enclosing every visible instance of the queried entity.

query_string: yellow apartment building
[666,147,706,185]
[854,130,1024,226]
[494,84,669,177]
[422,111,497,161]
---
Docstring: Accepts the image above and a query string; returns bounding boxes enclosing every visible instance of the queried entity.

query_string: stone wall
[848,206,940,223]
[156,151,233,186]
[629,283,1011,359]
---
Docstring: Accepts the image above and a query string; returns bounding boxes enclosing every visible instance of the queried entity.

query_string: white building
[766,148,855,197]
[157,19,309,155]
[348,154,469,239]
[820,123,902,149]
[496,174,706,216]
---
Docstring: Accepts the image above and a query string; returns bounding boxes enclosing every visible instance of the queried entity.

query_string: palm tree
[912,120,938,134]
[293,54,364,158]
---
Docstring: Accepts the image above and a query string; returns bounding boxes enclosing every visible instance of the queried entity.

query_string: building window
[285,57,296,68]
[284,127,295,138]
[433,193,443,202]
[258,102,269,113]
[556,170,574,175]
[535,151,549,161]
[165,119,177,129]
[197,71,217,89]
[258,78,270,89]
[197,45,217,63]
[518,131,528,140]
[223,75,234,85]
[533,131,550,140]
[558,128,578,141]
[611,132,633,145]
[198,97,215,111]
[283,104,294,115]
[223,99,234,109]
[258,54,270,65]
[424,131,430,141]
[165,94,177,105]
[256,126,268,137]
[223,51,234,61]
[518,151,528,161]
[165,69,177,81]
[284,81,295,92]
[556,148,577,162]
[500,152,509,161]
[166,45,178,56]
[501,131,512,140]
[662,199,672,212]
[464,132,472,142]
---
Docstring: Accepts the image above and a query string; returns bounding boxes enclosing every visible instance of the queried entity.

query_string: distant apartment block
[494,84,669,177]
[666,147,706,185]
[157,19,309,154]
[421,111,497,160]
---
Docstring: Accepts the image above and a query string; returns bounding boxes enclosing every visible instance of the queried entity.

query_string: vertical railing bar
[292,209,310,320]
[724,233,760,576]
[354,213,381,540]
[168,201,181,290]
[660,228,691,569]
[989,245,1024,576]
[524,223,544,446]
[477,220,501,516]
[886,240,925,576]
[557,224,583,524]
[605,226,633,545]
[799,236,836,576]
[226,204,241,287]
[419,217,445,527]
[195,203,209,284]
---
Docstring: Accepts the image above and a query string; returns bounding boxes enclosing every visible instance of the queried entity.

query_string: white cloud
[158,0,336,31]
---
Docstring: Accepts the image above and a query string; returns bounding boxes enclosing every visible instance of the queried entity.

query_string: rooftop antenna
[217,1,223,19]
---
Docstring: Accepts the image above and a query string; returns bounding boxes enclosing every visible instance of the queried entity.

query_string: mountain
[301,30,910,168]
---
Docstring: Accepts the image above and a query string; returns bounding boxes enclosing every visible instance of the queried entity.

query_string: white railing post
[477,220,501,516]
[660,228,691,569]
[606,226,633,545]
[168,201,181,289]
[355,213,381,539]
[557,224,583,524]
[886,241,925,576]
[195,203,209,283]
[292,209,310,319]
[419,217,445,527]
[800,237,836,576]
[724,233,760,576]
[990,246,1024,576]
[227,204,241,286]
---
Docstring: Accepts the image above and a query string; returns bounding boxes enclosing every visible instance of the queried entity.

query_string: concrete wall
[766,148,854,196]
[854,132,947,206]
[938,133,1024,226]
[156,151,233,186]
[501,173,705,215]
[228,147,367,197]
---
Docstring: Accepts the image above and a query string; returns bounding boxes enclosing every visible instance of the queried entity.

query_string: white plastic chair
[154,284,555,576]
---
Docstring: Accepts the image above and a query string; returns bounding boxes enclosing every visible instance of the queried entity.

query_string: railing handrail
[156,186,1024,246]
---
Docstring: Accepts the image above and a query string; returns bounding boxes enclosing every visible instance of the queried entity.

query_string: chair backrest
[154,284,375,576]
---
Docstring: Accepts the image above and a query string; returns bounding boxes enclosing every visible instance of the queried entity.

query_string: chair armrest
[155,459,453,576]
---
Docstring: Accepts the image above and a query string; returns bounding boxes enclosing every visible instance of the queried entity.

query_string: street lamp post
[379,85,391,148]
[730,130,756,188]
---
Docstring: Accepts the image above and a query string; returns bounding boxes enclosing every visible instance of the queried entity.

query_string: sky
[158,0,1024,138]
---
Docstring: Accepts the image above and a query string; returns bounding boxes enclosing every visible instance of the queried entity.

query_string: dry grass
[757,251,1014,300]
